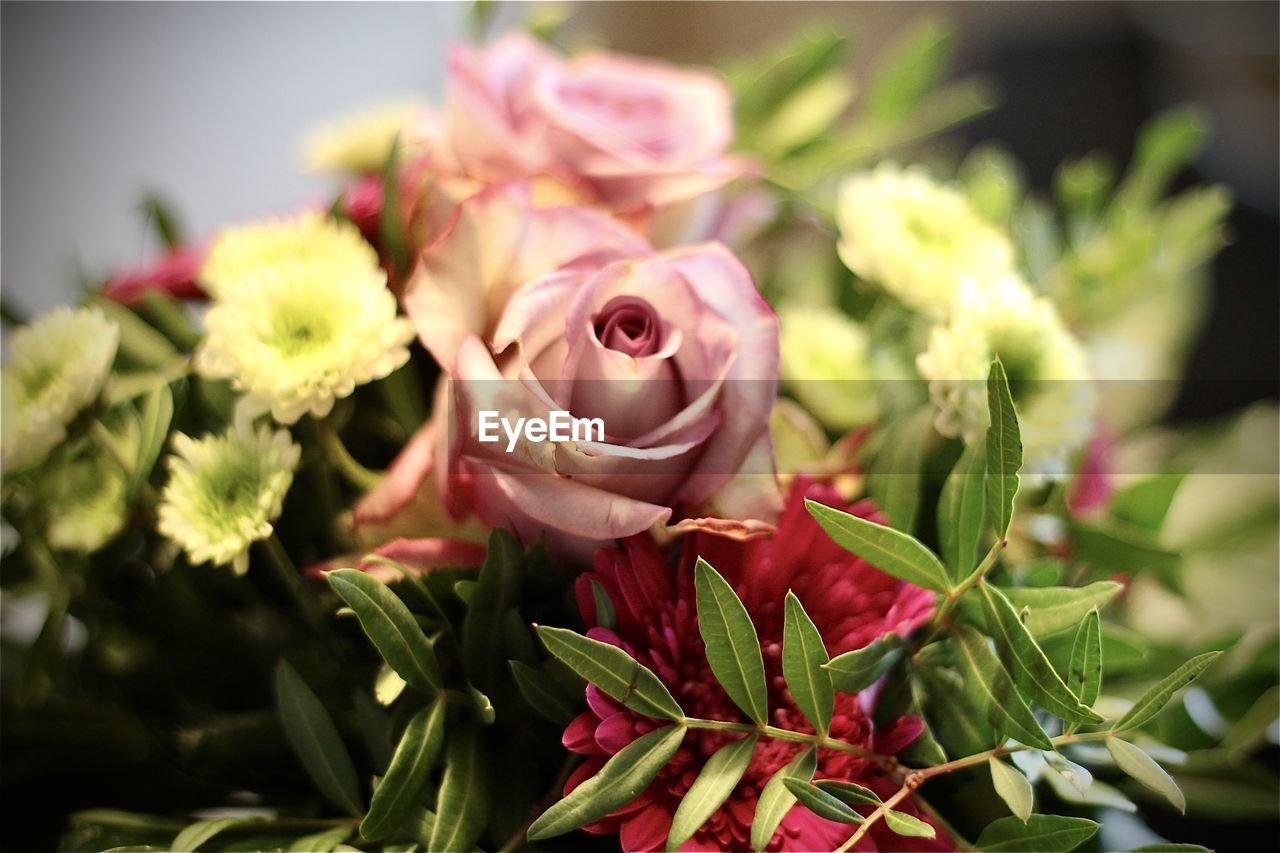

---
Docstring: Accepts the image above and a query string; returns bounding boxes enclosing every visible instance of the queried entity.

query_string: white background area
[1,1,465,316]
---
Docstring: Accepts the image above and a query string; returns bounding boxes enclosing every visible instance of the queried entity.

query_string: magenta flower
[562,478,947,852]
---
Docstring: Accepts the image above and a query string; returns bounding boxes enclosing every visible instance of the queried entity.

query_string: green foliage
[883,808,936,838]
[327,568,442,691]
[1069,608,1103,708]
[666,735,758,851]
[805,498,952,592]
[975,814,1100,851]
[1107,736,1186,813]
[985,359,1022,539]
[938,442,987,578]
[751,747,817,851]
[1113,652,1223,733]
[783,778,865,823]
[273,661,363,817]
[950,623,1054,750]
[428,722,491,852]
[825,634,903,693]
[695,557,769,725]
[360,697,445,841]
[990,757,1034,821]
[536,625,684,721]
[782,591,835,735]
[527,726,687,841]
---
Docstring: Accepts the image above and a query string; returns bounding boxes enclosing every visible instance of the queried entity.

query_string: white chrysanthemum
[1,307,119,474]
[199,213,381,298]
[157,424,301,574]
[779,304,880,430]
[301,100,427,174]
[917,276,1094,474]
[194,219,414,424]
[837,163,1016,316]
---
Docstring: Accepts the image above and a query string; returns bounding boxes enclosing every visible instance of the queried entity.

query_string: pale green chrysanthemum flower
[917,276,1094,475]
[837,163,1016,317]
[157,423,301,574]
[1,306,119,474]
[199,212,381,298]
[779,304,880,431]
[194,217,414,424]
[301,99,427,174]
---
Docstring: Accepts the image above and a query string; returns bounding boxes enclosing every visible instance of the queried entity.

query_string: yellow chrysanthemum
[1,306,119,474]
[199,212,381,298]
[301,100,427,174]
[779,304,880,430]
[194,217,414,424]
[916,276,1094,474]
[837,163,1016,317]
[157,423,301,574]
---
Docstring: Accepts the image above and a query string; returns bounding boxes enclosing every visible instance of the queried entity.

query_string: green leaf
[509,660,579,726]
[939,442,986,578]
[864,406,933,533]
[327,569,441,692]
[172,817,257,852]
[695,558,768,725]
[990,758,1034,822]
[528,725,686,841]
[1109,475,1184,533]
[273,661,362,816]
[980,584,1103,724]
[361,696,446,841]
[783,592,834,735]
[975,814,1100,852]
[1113,651,1222,732]
[814,780,881,807]
[589,579,617,631]
[751,747,816,852]
[805,499,951,593]
[883,809,936,839]
[666,735,757,852]
[462,529,524,693]
[824,635,903,694]
[918,666,998,754]
[289,826,350,852]
[1125,845,1212,852]
[1069,608,1103,708]
[997,582,1122,638]
[783,779,864,823]
[128,385,173,496]
[862,18,951,124]
[1043,750,1093,795]
[536,626,683,721]
[1066,519,1179,582]
[1107,736,1186,813]
[379,139,409,277]
[428,722,490,851]
[950,624,1053,749]
[985,359,1022,538]
[139,193,185,249]
[756,72,855,156]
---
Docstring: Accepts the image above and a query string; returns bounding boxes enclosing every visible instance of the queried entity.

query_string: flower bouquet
[3,9,1277,853]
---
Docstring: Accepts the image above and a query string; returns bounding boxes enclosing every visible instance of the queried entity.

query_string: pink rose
[359,182,780,562]
[103,245,208,304]
[445,33,749,226]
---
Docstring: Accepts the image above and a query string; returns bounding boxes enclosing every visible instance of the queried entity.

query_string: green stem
[318,418,384,492]
[259,533,322,632]
[682,717,893,769]
[835,783,914,852]
[913,537,1007,653]
[297,417,342,550]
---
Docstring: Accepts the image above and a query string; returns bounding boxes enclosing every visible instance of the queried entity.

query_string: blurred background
[2,1,1275,422]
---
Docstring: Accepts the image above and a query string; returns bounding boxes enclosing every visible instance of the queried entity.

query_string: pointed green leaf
[939,443,987,578]
[883,809,936,839]
[1107,737,1185,813]
[980,584,1103,724]
[536,626,683,721]
[918,665,999,754]
[997,582,1122,637]
[1043,750,1093,795]
[805,500,951,593]
[985,359,1022,538]
[865,406,933,533]
[975,814,1100,851]
[289,825,350,852]
[1109,475,1185,533]
[327,569,441,691]
[666,735,757,852]
[379,139,409,277]
[1113,651,1222,732]
[751,747,816,852]
[1069,608,1103,707]
[814,780,882,807]
[589,579,618,631]
[862,18,951,123]
[990,758,1034,822]
[273,661,362,817]
[950,624,1053,749]
[783,592,834,735]
[129,385,173,495]
[1044,769,1136,812]
[461,529,523,694]
[428,722,490,851]
[783,779,864,823]
[172,818,258,852]
[695,558,768,725]
[528,725,686,841]
[824,635,903,694]
[509,660,578,726]
[361,696,446,841]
